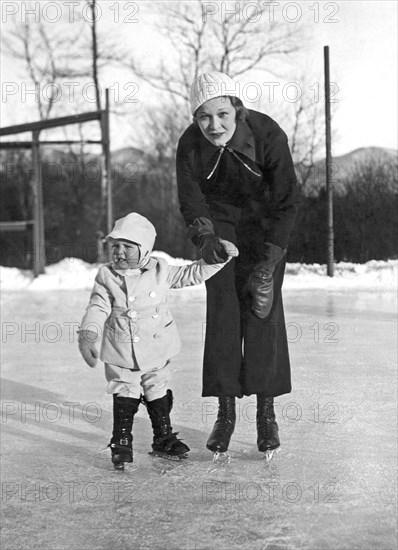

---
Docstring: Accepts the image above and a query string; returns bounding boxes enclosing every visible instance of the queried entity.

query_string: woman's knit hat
[190,72,240,115]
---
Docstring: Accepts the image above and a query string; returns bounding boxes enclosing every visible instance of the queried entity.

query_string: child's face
[110,238,141,270]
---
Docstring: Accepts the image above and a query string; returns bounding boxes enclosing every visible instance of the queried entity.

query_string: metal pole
[324,46,334,277]
[32,130,45,276]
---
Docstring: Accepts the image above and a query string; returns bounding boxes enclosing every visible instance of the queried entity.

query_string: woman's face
[195,96,236,147]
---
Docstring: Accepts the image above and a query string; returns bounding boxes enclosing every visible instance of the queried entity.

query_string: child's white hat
[107,213,157,257]
[190,71,240,115]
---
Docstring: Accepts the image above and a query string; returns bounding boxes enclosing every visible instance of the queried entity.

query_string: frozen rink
[1,281,397,550]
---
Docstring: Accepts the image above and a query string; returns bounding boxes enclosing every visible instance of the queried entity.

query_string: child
[78,212,238,469]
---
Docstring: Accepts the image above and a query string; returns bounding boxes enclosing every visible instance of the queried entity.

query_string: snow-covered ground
[1,256,397,550]
[1,254,397,291]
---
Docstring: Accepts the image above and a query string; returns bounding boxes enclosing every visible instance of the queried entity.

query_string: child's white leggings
[104,361,170,402]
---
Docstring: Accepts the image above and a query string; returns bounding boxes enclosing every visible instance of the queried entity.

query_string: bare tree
[2,18,86,120]
[119,0,308,158]
[276,72,340,191]
[76,0,127,112]
[287,87,325,186]
[85,0,101,111]
[126,1,301,100]
[207,3,300,76]
[2,0,123,118]
[123,1,207,103]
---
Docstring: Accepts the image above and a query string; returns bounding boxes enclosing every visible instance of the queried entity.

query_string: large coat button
[128,296,135,302]
[128,310,137,319]
[133,336,140,343]
[149,291,156,298]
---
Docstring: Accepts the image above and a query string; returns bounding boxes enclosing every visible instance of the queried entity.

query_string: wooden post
[102,88,112,261]
[324,45,334,277]
[105,89,112,237]
[32,130,45,276]
[0,110,110,271]
[95,230,105,263]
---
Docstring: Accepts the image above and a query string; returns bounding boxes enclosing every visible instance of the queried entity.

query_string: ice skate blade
[212,452,231,464]
[262,447,280,463]
[149,451,188,461]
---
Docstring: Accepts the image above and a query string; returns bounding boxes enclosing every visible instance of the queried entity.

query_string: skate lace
[257,416,270,434]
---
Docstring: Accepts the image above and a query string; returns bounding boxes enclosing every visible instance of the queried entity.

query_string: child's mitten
[218,239,239,259]
[78,329,100,368]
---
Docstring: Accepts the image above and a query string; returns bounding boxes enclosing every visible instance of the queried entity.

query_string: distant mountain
[109,146,397,196]
[108,145,397,197]
[297,146,397,196]
[1,143,396,197]
[0,144,151,166]
[110,146,153,169]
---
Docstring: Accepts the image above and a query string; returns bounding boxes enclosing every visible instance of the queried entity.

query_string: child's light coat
[81,256,229,370]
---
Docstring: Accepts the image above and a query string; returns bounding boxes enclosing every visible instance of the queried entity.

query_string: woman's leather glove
[187,217,229,264]
[200,234,230,264]
[78,329,100,368]
[248,243,285,319]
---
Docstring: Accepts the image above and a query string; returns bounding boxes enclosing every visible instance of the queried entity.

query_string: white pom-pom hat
[190,72,241,115]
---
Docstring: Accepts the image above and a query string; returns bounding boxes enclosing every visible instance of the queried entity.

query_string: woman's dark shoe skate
[109,395,140,470]
[256,394,280,460]
[144,390,190,459]
[206,396,236,453]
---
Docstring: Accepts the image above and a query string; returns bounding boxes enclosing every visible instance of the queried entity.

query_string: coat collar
[197,118,256,163]
[110,257,157,277]
[228,119,256,162]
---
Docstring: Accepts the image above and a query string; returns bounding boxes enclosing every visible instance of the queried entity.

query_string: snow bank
[0,253,193,292]
[0,258,99,291]
[284,259,398,289]
[1,254,396,291]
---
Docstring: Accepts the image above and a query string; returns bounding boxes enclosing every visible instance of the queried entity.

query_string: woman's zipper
[207,146,262,180]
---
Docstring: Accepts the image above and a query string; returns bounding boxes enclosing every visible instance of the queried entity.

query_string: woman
[176,72,299,458]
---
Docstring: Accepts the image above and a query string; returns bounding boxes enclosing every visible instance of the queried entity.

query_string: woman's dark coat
[176,109,299,397]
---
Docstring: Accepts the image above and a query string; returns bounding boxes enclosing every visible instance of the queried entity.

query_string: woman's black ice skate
[206,396,236,463]
[109,395,140,470]
[144,390,190,460]
[257,394,280,462]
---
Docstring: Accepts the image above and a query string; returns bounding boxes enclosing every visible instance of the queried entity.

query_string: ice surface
[1,277,397,549]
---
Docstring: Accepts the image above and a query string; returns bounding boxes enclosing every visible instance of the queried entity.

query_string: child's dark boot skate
[206,396,236,462]
[144,390,190,460]
[109,395,140,470]
[256,394,280,462]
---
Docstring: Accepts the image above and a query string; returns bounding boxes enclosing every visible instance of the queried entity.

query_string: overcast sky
[1,0,397,157]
